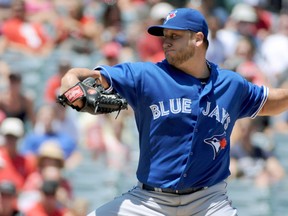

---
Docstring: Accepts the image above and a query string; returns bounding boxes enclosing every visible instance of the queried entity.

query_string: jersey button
[194,128,198,133]
[190,152,194,156]
[183,173,187,178]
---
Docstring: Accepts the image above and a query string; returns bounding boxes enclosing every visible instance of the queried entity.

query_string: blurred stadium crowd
[0,0,288,215]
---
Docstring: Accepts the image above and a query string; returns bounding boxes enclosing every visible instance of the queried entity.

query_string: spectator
[0,117,35,191]
[24,180,69,216]
[0,0,12,24]
[44,59,80,147]
[22,140,73,209]
[82,114,129,171]
[53,104,80,152]
[230,118,285,188]
[270,80,288,133]
[0,72,35,128]
[24,0,56,24]
[0,0,54,56]
[20,103,78,162]
[101,3,123,44]
[187,0,228,27]
[136,2,174,62]
[0,180,24,216]
[55,0,102,55]
[206,15,226,65]
[251,1,274,40]
[99,41,121,66]
[223,36,268,86]
[67,198,89,216]
[44,59,71,103]
[0,60,10,92]
[0,61,11,124]
[217,3,259,59]
[260,10,288,87]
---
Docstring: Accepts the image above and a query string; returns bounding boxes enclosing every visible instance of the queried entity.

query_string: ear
[195,32,205,46]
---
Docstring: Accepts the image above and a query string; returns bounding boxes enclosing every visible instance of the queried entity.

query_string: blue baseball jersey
[96,60,268,189]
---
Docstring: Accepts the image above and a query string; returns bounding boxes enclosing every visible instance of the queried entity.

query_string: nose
[163,39,172,49]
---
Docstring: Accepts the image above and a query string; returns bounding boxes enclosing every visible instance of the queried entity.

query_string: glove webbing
[95,94,128,116]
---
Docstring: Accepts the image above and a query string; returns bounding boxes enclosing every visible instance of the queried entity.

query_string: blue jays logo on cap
[148,8,209,40]
[164,10,177,24]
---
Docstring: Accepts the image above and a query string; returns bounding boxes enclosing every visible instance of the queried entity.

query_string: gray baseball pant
[87,181,238,216]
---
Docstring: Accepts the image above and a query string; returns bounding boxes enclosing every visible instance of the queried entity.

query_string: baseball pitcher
[58,8,288,216]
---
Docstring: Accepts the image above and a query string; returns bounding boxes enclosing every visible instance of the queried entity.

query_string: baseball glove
[57,77,128,117]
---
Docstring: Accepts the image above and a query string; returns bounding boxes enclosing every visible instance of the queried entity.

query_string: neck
[176,58,210,79]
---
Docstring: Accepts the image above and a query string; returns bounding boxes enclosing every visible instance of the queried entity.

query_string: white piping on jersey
[251,86,269,119]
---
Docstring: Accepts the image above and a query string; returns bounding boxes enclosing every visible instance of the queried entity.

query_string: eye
[163,34,180,40]
[171,34,180,39]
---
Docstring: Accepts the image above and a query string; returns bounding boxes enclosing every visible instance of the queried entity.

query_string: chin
[166,56,174,64]
[167,58,179,67]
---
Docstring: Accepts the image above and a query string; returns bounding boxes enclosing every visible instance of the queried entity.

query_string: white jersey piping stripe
[251,86,269,119]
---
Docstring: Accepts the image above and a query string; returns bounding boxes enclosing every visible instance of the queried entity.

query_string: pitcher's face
[163,30,196,67]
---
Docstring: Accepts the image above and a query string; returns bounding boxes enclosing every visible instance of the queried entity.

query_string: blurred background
[0,0,288,215]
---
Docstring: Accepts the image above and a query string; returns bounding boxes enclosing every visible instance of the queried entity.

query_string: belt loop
[138,181,143,188]
[155,188,162,192]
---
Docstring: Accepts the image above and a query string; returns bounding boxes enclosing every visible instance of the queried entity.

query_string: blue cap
[148,8,209,39]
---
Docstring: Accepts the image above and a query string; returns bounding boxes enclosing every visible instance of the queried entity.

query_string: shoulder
[210,62,246,83]
[107,61,163,76]
[131,60,173,74]
[129,61,159,69]
[213,64,240,77]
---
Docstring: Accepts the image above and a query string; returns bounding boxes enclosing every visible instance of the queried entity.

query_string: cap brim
[3,131,22,137]
[147,25,187,36]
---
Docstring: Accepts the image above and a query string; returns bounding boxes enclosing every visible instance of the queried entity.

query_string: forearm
[259,88,288,116]
[60,68,108,93]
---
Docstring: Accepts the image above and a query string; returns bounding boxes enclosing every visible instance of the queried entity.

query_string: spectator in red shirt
[55,0,102,54]
[25,180,69,216]
[136,2,174,62]
[0,180,24,216]
[0,0,54,56]
[44,59,71,103]
[22,140,73,203]
[0,117,36,191]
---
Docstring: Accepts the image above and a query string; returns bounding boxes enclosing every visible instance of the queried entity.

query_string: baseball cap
[38,140,65,168]
[150,2,174,21]
[230,3,258,23]
[148,8,209,39]
[0,117,24,137]
[102,42,121,58]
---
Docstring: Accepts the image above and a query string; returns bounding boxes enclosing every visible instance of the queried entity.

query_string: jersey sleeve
[94,63,145,109]
[238,79,269,119]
